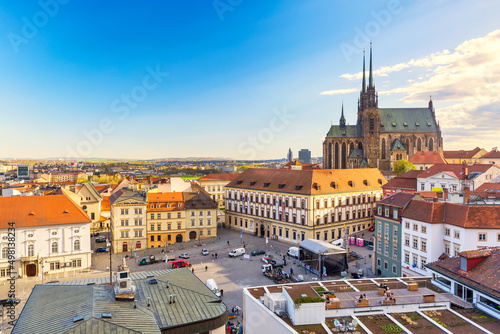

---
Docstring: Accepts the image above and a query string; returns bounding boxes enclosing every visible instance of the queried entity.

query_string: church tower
[357,43,380,168]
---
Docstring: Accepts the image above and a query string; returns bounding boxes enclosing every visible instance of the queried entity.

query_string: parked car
[95,236,106,243]
[368,226,375,232]
[251,250,265,256]
[0,298,20,307]
[92,232,100,237]
[201,249,209,256]
[179,253,190,259]
[96,247,109,253]
[169,260,190,268]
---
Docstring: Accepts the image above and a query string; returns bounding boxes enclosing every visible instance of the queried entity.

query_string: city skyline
[1,1,499,160]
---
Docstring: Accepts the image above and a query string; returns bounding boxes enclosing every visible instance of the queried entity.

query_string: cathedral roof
[359,158,370,167]
[390,138,406,151]
[379,108,438,133]
[325,125,362,138]
[348,148,364,158]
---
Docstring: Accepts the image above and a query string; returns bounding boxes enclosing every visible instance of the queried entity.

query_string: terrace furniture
[407,282,418,291]
[378,288,386,295]
[348,319,358,331]
[423,294,435,303]
[383,299,395,305]
[326,298,340,309]
[355,299,369,307]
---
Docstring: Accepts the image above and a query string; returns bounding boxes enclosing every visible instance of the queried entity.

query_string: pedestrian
[212,254,214,259]
[106,266,109,272]
[290,267,293,276]
[215,253,218,259]
[227,240,230,245]
[192,268,195,273]
[220,289,224,297]
[362,233,364,239]
[205,265,208,271]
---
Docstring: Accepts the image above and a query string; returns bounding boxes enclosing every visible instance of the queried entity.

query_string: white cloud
[319,88,358,95]
[331,30,500,151]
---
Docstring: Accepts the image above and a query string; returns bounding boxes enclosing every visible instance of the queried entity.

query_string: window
[91,212,95,220]
[157,235,161,241]
[135,219,142,226]
[167,213,171,219]
[208,230,211,235]
[377,240,382,253]
[135,208,142,214]
[420,258,427,270]
[199,211,203,216]
[177,213,181,218]
[51,242,58,253]
[385,242,389,255]
[393,226,398,238]
[478,233,487,241]
[385,224,389,235]
[157,213,161,219]
[454,230,460,239]
[420,183,425,191]
[453,244,460,256]
[377,258,381,267]
[121,209,129,215]
[377,222,382,233]
[412,255,418,267]
[72,259,82,268]
[421,240,427,252]
[191,212,195,216]
[157,224,161,231]
[384,208,389,217]
[150,214,154,219]
[191,220,195,227]
[405,222,410,229]
[413,224,418,231]
[405,235,410,246]
[392,265,397,274]
[404,252,410,264]
[421,226,426,234]
[200,219,203,226]
[74,240,80,251]
[445,228,450,236]
[452,184,457,191]
[168,224,171,230]
[412,237,418,249]
[444,242,450,255]
[150,224,154,231]
[50,262,60,270]
[393,246,398,259]
[207,219,211,226]
[135,230,142,237]
[178,223,181,229]
[150,235,154,242]
[384,261,388,270]
[27,244,34,257]
[393,208,398,220]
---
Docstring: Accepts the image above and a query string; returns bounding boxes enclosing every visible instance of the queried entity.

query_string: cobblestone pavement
[0,225,376,333]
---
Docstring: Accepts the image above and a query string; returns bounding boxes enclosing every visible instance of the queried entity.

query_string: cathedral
[323,45,443,171]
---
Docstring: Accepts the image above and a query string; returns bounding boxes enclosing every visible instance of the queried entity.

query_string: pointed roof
[368,42,373,88]
[348,148,364,159]
[339,103,346,128]
[362,50,366,92]
[359,158,370,167]
[408,151,447,165]
[391,138,406,151]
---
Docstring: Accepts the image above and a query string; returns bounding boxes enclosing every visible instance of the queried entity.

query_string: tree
[393,159,416,175]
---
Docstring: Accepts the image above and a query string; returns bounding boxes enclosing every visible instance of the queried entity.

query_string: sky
[0,0,499,160]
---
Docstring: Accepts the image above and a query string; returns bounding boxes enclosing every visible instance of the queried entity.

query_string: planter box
[423,294,435,303]
[407,283,419,291]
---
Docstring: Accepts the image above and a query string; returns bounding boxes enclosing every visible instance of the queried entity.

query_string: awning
[299,239,347,255]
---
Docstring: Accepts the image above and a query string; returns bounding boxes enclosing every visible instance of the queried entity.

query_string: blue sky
[0,0,499,160]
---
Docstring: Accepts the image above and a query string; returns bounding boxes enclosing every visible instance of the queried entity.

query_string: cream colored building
[110,190,147,253]
[62,183,103,232]
[185,191,218,241]
[225,168,386,244]
[198,173,239,208]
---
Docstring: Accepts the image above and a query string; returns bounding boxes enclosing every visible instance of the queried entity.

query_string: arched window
[74,240,80,251]
[417,138,422,151]
[328,142,332,169]
[341,143,347,169]
[51,242,58,254]
[358,142,363,150]
[1,247,8,259]
[28,245,34,257]
[381,138,386,159]
[405,139,410,155]
[429,138,434,151]
[335,142,339,169]
[369,114,375,131]
[349,142,355,153]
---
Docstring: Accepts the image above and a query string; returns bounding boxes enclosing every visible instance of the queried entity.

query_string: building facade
[146,192,186,248]
[185,191,218,242]
[443,147,487,164]
[323,45,443,171]
[374,193,417,277]
[401,201,500,277]
[225,168,386,245]
[0,194,92,280]
[198,173,239,208]
[298,149,312,164]
[110,190,147,253]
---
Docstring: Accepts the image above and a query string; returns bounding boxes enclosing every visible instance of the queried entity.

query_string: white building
[0,194,92,280]
[401,200,500,277]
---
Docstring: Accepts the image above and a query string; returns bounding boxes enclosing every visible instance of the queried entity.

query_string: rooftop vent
[73,315,84,323]
[415,122,420,126]
[403,122,408,127]
[101,313,112,318]
[427,122,431,126]
[392,122,396,127]
[28,212,35,216]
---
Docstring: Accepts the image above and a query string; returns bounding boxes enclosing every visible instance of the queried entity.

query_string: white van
[331,239,344,248]
[229,248,245,257]
[287,246,299,258]
[206,279,221,297]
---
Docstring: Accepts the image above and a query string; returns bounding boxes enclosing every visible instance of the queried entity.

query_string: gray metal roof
[391,138,406,151]
[379,108,438,133]
[12,268,227,333]
[348,148,364,158]
[299,239,347,255]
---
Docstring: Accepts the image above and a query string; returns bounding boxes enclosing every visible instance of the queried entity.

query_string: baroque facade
[323,45,443,171]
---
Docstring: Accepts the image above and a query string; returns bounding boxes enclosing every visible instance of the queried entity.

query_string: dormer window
[392,122,396,127]
[278,184,285,189]
[363,180,369,186]
[415,122,420,126]
[236,181,243,185]
[378,179,383,185]
[348,181,354,187]
[295,185,303,191]
[330,182,338,189]
[249,182,256,186]
[264,183,270,187]
[403,122,408,127]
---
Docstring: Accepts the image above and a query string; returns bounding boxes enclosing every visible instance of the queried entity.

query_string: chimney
[433,197,438,203]
[444,188,449,201]
[459,250,491,272]
[493,147,498,152]
[464,186,470,204]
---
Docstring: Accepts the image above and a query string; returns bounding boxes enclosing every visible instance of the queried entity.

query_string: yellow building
[146,192,186,248]
[225,168,387,245]
[443,147,487,164]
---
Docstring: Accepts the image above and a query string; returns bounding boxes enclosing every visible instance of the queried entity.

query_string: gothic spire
[340,102,346,128]
[369,42,373,88]
[362,50,366,93]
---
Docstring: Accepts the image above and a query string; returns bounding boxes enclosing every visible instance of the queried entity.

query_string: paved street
[1,226,376,333]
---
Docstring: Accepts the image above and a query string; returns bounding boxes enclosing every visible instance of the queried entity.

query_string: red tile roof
[459,249,491,259]
[427,248,500,300]
[0,194,91,229]
[226,168,386,195]
[199,173,240,181]
[409,151,447,164]
[443,147,483,159]
[418,163,494,179]
[378,192,417,208]
[402,201,500,228]
[482,149,500,159]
